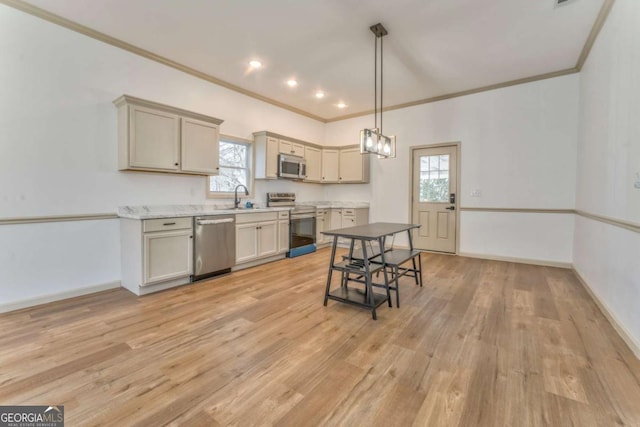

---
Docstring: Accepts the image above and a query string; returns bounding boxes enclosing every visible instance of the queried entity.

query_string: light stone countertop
[118,201,369,220]
[296,201,370,209]
[118,204,291,220]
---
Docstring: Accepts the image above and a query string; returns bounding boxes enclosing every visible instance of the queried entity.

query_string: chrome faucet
[234,184,249,209]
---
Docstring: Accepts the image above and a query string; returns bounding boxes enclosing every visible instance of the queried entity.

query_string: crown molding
[575,0,616,71]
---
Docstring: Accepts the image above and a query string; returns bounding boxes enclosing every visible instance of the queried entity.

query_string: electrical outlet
[470,189,482,197]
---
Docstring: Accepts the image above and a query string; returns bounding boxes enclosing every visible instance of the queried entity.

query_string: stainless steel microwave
[278,154,306,179]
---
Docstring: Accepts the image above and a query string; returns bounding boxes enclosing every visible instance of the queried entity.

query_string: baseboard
[572,268,640,360]
[0,281,121,314]
[457,252,572,269]
[232,253,286,271]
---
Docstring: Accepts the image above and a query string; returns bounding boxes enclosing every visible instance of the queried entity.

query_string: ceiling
[15,0,608,121]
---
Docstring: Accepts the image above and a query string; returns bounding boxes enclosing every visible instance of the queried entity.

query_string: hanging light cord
[374,34,378,131]
[380,33,383,135]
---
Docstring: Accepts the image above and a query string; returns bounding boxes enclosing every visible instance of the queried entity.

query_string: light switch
[634,172,640,189]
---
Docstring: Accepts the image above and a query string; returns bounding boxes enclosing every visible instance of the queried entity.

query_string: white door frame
[408,142,462,254]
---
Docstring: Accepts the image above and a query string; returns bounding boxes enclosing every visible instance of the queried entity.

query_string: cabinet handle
[174,163,179,166]
[190,235,193,239]
[163,222,176,226]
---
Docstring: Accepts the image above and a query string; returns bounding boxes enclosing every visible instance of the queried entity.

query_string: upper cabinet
[253,131,369,184]
[278,140,305,157]
[339,147,370,183]
[114,95,223,176]
[321,149,339,183]
[304,146,322,182]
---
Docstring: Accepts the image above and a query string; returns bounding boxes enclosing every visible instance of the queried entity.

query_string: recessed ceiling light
[287,79,298,87]
[249,60,262,69]
[337,102,347,109]
[315,91,325,99]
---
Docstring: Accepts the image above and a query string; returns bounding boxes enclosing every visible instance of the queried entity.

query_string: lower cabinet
[278,210,290,253]
[327,208,369,246]
[120,216,193,295]
[316,209,331,245]
[143,228,193,285]
[235,211,282,265]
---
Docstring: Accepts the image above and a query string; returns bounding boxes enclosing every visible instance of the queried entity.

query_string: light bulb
[365,131,373,148]
[383,141,391,154]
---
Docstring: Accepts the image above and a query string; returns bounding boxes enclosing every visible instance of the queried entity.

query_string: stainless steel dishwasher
[192,215,235,281]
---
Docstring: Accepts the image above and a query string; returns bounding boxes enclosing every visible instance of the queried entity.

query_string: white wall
[0,5,326,309]
[325,75,579,262]
[574,0,640,350]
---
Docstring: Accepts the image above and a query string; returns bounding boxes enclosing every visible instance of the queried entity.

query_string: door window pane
[419,154,450,202]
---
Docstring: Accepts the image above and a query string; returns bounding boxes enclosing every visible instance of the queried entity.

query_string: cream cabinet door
[330,209,342,231]
[181,117,219,174]
[258,220,278,257]
[304,146,322,182]
[316,211,326,244]
[266,136,279,178]
[278,220,290,253]
[322,149,340,182]
[339,148,363,182]
[291,143,305,157]
[278,140,292,155]
[143,229,192,285]
[130,106,180,171]
[236,223,258,263]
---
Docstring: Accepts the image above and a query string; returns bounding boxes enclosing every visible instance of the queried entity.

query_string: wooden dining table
[321,222,421,320]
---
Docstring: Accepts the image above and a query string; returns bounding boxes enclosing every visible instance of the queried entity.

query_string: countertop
[118,201,369,220]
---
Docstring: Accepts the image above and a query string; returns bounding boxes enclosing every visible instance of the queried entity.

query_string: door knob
[445,206,455,211]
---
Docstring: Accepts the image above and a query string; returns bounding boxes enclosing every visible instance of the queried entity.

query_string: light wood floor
[1,249,640,426]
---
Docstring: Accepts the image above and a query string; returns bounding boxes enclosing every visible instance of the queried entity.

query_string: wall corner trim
[0,281,122,314]
[573,268,640,360]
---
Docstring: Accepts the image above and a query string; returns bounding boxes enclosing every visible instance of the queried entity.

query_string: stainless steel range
[267,193,316,257]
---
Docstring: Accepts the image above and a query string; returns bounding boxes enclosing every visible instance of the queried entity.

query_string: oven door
[290,213,316,249]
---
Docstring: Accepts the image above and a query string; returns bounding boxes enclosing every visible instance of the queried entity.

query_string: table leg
[361,239,377,320]
[378,236,392,307]
[323,236,339,306]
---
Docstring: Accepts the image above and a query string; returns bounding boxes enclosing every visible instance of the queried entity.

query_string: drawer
[343,209,355,216]
[236,212,278,224]
[316,209,327,216]
[143,217,192,232]
[278,210,290,219]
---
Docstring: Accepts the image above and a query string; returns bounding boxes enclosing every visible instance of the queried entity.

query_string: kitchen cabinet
[114,95,222,176]
[316,209,331,245]
[181,117,220,174]
[278,211,290,253]
[329,208,369,246]
[120,216,193,295]
[253,131,368,184]
[304,146,322,182]
[254,134,279,179]
[279,140,305,157]
[322,149,340,183]
[339,147,370,183]
[235,212,279,264]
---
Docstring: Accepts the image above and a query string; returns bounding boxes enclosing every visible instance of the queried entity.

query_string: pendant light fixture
[360,23,396,158]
